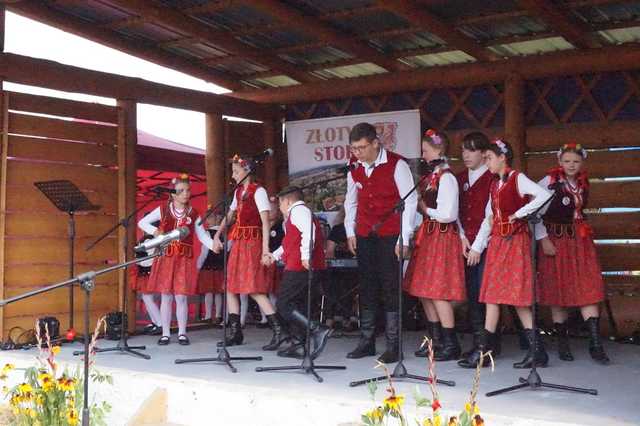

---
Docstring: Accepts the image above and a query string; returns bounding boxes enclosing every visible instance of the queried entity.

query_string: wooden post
[263,119,278,195]
[117,99,137,333]
[205,113,225,207]
[504,73,526,171]
[0,92,8,339]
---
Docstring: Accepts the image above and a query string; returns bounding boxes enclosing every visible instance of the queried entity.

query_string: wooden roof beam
[7,0,243,91]
[239,0,403,72]
[378,0,500,62]
[517,0,602,49]
[98,0,318,83]
[0,52,277,120]
[228,43,640,104]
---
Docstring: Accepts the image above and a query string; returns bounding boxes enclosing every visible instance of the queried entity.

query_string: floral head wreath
[424,129,443,145]
[171,173,190,185]
[231,154,252,171]
[557,142,587,159]
[491,139,509,155]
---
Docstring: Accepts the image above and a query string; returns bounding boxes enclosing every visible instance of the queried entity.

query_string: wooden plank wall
[0,90,120,339]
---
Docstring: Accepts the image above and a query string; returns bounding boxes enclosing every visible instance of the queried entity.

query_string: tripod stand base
[73,340,151,360]
[349,360,455,387]
[175,348,262,374]
[486,368,598,397]
[255,354,346,383]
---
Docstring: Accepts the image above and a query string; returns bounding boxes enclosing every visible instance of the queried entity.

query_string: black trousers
[276,270,323,329]
[465,252,486,329]
[356,235,399,314]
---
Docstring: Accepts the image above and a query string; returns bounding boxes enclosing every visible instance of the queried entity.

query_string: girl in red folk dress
[535,143,609,364]
[458,140,552,369]
[138,174,214,346]
[212,155,285,350]
[196,212,225,326]
[404,130,466,361]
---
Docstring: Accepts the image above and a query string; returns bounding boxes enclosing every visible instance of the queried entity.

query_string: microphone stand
[175,163,264,372]
[486,188,597,397]
[255,172,347,382]
[350,170,455,388]
[74,193,162,360]
[0,250,162,426]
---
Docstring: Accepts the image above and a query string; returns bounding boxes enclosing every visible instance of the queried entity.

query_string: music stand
[34,180,100,340]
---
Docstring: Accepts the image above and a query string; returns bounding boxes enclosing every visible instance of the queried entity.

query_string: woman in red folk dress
[458,140,552,369]
[212,155,285,350]
[138,174,214,346]
[404,129,466,361]
[535,143,609,364]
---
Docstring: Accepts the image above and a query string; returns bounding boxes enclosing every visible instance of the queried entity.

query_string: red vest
[282,205,326,271]
[350,150,404,237]
[489,171,528,236]
[231,183,263,240]
[159,202,198,257]
[456,168,493,243]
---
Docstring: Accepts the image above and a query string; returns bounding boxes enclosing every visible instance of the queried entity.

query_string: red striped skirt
[537,231,604,307]
[146,254,196,295]
[227,239,273,294]
[197,269,225,294]
[479,232,533,306]
[403,222,466,301]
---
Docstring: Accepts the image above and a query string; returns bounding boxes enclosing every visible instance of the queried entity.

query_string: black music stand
[34,180,100,340]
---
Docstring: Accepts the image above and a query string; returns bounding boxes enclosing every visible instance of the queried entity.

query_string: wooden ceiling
[5,0,640,104]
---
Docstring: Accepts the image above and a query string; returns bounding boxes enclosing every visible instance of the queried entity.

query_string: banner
[285,110,421,213]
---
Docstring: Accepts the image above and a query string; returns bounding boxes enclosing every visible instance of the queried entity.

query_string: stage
[1,327,638,426]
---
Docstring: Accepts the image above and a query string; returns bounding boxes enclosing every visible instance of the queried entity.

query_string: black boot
[217,313,243,347]
[290,310,332,359]
[435,327,461,361]
[262,314,289,351]
[513,328,549,369]
[277,341,305,359]
[377,312,400,364]
[347,310,376,359]
[586,317,610,365]
[554,322,574,361]
[460,329,480,359]
[415,321,442,357]
[458,329,494,368]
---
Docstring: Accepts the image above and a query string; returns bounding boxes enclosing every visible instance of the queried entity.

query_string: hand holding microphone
[134,226,190,252]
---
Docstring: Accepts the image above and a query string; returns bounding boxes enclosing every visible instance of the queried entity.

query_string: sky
[3,11,246,149]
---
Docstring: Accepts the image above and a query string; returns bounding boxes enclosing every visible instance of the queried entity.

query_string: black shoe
[157,336,170,346]
[277,342,305,359]
[586,317,610,365]
[377,312,400,364]
[143,324,162,336]
[513,328,549,369]
[434,327,461,361]
[458,329,494,369]
[415,321,443,357]
[347,309,376,359]
[554,322,574,361]
[262,314,289,351]
[290,310,332,359]
[178,334,190,346]
[217,313,243,347]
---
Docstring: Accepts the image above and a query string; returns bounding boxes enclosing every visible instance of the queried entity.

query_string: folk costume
[196,225,224,324]
[130,235,162,335]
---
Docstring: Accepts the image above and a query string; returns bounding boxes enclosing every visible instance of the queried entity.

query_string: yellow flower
[366,406,384,422]
[36,394,45,406]
[57,376,76,392]
[18,382,33,394]
[423,420,433,426]
[383,394,405,412]
[2,363,15,372]
[26,408,37,418]
[38,372,55,391]
[465,402,480,415]
[51,346,61,355]
[67,408,79,425]
[433,414,442,426]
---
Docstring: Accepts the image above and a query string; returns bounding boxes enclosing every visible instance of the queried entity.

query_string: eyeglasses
[349,143,372,154]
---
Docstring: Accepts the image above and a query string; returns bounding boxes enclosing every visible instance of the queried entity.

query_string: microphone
[134,227,190,252]
[151,186,176,194]
[250,148,274,162]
